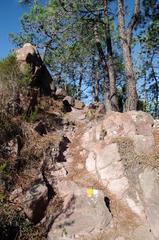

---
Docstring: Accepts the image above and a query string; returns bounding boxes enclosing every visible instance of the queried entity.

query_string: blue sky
[0,0,29,59]
[0,0,48,59]
[0,0,136,60]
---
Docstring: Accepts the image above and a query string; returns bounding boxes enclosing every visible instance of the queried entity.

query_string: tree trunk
[77,62,83,100]
[93,24,111,111]
[72,69,76,97]
[92,56,96,102]
[116,0,138,111]
[92,57,100,102]
[122,41,137,111]
[94,65,100,102]
[104,0,119,111]
[151,64,158,117]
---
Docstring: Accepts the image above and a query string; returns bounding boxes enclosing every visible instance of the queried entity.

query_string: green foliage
[29,106,39,122]
[0,53,33,114]
[0,53,32,87]
[0,162,11,183]
[0,53,20,86]
[137,99,150,112]
[21,64,32,86]
[21,106,39,123]
[0,113,22,145]
[0,200,43,240]
[85,109,96,121]
[11,0,159,111]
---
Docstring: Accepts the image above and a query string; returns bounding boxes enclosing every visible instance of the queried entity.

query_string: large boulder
[79,111,159,239]
[48,180,112,240]
[15,43,54,96]
[55,88,66,99]
[63,96,75,107]
[23,179,49,224]
[139,168,159,239]
[63,96,75,112]
[15,43,36,72]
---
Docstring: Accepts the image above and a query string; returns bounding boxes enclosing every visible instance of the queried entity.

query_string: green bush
[0,113,22,145]
[0,53,32,88]
[0,53,32,111]
[0,200,43,240]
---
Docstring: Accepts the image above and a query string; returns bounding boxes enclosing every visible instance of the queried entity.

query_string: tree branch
[127,0,140,45]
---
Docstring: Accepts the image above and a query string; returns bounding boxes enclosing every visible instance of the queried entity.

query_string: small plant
[0,53,33,113]
[21,106,39,123]
[29,106,39,123]
[99,128,107,140]
[85,109,96,121]
[0,200,43,240]
[20,64,32,87]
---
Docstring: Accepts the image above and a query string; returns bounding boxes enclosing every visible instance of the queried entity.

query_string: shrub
[0,199,43,240]
[0,53,32,111]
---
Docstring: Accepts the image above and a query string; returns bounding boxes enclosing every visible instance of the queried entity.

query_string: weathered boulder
[153,119,159,128]
[83,111,155,153]
[15,43,54,96]
[78,111,159,240]
[15,43,36,72]
[9,187,23,203]
[63,96,75,107]
[55,88,66,99]
[5,106,159,240]
[63,96,75,112]
[23,179,48,224]
[48,180,112,240]
[139,168,159,239]
[74,99,85,110]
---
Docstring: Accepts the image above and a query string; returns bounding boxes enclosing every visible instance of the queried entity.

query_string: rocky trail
[2,96,159,240]
[46,109,159,240]
[47,110,112,240]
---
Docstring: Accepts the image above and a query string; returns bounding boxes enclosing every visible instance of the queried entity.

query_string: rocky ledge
[1,104,159,240]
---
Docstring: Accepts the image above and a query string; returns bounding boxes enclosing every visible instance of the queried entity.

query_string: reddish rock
[74,99,85,109]
[55,88,66,99]
[96,103,106,115]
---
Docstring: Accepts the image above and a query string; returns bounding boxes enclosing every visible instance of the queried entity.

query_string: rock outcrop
[15,43,54,96]
[47,110,159,240]
[58,110,159,240]
[24,179,49,224]
[48,181,112,240]
[2,96,159,240]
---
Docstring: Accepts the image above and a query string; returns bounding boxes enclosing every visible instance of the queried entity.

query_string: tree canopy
[6,0,159,116]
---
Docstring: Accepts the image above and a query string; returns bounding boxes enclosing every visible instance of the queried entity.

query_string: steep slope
[47,110,159,240]
[1,97,159,240]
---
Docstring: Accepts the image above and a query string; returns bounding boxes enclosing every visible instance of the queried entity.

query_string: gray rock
[47,181,112,239]
[153,119,159,128]
[15,43,52,96]
[139,168,159,238]
[63,96,75,107]
[15,43,36,72]
[132,135,155,154]
[24,180,48,223]
[9,187,23,203]
[56,88,66,98]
